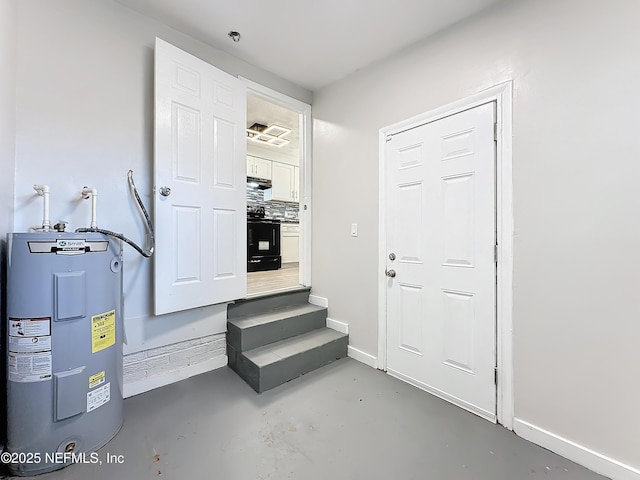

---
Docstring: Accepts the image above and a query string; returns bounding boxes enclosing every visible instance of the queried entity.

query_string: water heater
[5,232,123,476]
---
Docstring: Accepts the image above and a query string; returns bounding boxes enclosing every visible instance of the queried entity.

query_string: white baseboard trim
[514,418,640,480]
[327,317,349,334]
[347,346,377,369]
[309,294,329,308]
[123,355,227,398]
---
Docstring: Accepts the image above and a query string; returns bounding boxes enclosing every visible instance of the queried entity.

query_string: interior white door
[154,38,247,315]
[385,102,497,421]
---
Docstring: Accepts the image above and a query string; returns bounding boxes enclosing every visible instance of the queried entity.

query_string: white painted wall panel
[312,0,640,471]
[0,0,17,239]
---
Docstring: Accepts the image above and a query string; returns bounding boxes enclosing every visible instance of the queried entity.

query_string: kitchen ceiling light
[246,123,290,147]
[267,137,289,147]
[263,124,291,138]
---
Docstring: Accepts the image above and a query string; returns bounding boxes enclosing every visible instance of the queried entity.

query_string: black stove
[247,206,281,271]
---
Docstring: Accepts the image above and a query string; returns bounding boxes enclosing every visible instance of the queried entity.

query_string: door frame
[239,77,313,289]
[377,81,514,429]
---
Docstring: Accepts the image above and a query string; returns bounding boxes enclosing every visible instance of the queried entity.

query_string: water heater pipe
[33,184,51,232]
[75,171,154,258]
[81,187,98,228]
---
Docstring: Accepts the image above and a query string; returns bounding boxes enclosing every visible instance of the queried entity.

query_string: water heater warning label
[89,371,106,388]
[91,310,116,353]
[9,317,51,337]
[87,382,111,412]
[9,336,52,353]
[8,352,52,382]
[8,317,52,383]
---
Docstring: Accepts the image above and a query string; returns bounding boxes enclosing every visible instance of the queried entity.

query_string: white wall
[0,0,17,240]
[13,0,311,356]
[247,144,299,166]
[312,0,640,475]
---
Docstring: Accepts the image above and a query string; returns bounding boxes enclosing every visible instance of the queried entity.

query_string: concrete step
[227,287,311,319]
[228,328,348,393]
[227,303,327,352]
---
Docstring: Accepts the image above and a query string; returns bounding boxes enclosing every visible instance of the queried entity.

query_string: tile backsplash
[247,184,299,222]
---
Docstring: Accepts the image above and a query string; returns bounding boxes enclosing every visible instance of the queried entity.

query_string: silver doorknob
[159,186,171,197]
[385,268,396,278]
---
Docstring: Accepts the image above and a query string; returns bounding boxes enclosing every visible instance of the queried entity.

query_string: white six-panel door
[385,102,497,421]
[154,38,247,315]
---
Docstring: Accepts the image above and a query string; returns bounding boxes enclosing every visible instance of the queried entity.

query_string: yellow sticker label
[91,310,115,354]
[89,371,105,388]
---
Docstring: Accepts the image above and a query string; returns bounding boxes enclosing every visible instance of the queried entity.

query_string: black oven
[247,219,281,271]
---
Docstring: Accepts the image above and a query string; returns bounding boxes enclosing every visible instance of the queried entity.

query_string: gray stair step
[227,303,327,352]
[228,328,348,393]
[227,287,311,319]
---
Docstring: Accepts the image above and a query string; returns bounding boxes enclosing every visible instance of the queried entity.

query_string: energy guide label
[92,310,116,353]
[8,317,52,382]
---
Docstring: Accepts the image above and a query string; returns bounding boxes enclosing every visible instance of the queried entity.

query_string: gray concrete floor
[4,358,607,480]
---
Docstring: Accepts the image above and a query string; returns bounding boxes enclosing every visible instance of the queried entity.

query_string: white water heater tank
[5,232,123,476]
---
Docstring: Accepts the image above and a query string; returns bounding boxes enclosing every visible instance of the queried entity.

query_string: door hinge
[494,367,498,385]
[494,244,498,263]
[493,122,499,142]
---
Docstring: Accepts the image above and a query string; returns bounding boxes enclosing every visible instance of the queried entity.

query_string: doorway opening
[242,80,312,297]
[377,82,513,428]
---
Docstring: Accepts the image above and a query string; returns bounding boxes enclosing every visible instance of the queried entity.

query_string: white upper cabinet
[247,155,272,180]
[265,161,299,202]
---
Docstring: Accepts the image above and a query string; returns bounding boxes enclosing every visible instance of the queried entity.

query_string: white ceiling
[115,0,506,91]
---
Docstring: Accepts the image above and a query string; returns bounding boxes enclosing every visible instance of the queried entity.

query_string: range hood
[247,176,272,190]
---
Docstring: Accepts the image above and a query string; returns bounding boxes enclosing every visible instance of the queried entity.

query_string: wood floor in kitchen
[247,262,300,296]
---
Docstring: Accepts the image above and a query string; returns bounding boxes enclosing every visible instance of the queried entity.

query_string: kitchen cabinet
[281,223,300,263]
[247,155,272,180]
[265,162,299,202]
